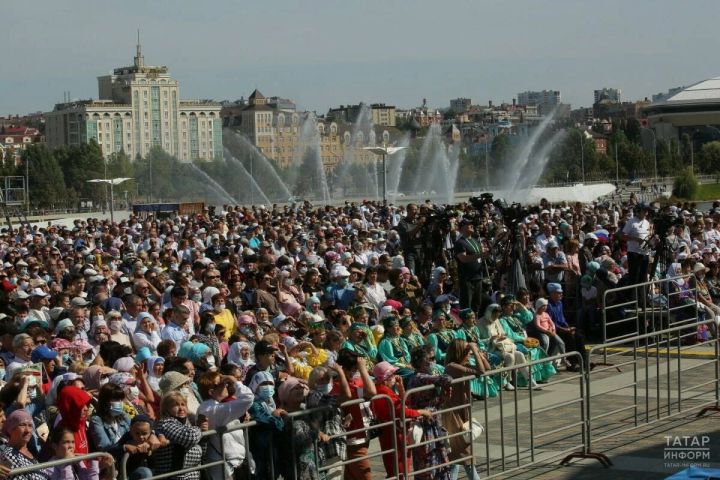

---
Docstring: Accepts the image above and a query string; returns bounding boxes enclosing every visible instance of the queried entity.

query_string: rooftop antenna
[134,29,144,68]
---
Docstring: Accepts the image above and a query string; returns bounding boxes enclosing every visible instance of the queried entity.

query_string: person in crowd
[405,345,453,480]
[132,312,161,355]
[546,283,590,371]
[443,340,483,480]
[88,383,131,450]
[371,361,431,479]
[454,310,498,398]
[197,371,254,480]
[376,316,413,378]
[153,392,207,480]
[247,370,285,480]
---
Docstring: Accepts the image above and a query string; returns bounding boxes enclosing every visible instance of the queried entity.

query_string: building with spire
[46,37,222,161]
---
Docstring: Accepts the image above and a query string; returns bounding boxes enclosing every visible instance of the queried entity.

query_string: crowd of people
[0,193,717,480]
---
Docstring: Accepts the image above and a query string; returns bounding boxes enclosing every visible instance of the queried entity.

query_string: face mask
[179,386,191,398]
[124,287,133,295]
[192,294,202,303]
[128,386,140,401]
[338,278,348,287]
[19,268,28,276]
[28,387,38,400]
[110,401,124,416]
[214,303,225,313]
[257,385,275,400]
[299,267,308,275]
[63,353,72,364]
[183,268,192,274]
[99,377,110,387]
[92,315,104,323]
[318,382,333,395]
[291,247,300,254]
[240,326,255,337]
[205,322,216,333]
[19,281,28,289]
[428,361,437,371]
[170,263,179,271]
[443,305,451,314]
[206,356,216,367]
[283,278,293,287]
[0,368,5,380]
[42,275,51,283]
[109,320,122,332]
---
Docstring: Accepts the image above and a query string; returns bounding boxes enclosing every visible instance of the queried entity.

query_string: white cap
[30,288,47,297]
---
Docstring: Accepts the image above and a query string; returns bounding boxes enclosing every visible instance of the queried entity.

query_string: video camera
[651,212,683,237]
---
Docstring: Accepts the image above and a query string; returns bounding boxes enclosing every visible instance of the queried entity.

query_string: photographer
[455,218,490,315]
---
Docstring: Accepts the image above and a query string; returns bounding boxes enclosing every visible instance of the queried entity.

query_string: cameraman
[397,203,425,277]
[455,218,490,315]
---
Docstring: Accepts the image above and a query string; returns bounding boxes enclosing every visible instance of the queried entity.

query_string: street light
[581,133,585,183]
[87,177,132,223]
[641,127,658,180]
[363,144,407,202]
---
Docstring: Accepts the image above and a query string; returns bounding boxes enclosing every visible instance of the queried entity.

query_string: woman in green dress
[498,295,556,384]
[377,316,415,378]
[426,310,456,365]
[400,316,426,351]
[454,308,499,398]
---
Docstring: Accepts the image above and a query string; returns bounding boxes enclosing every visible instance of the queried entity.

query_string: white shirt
[622,217,651,255]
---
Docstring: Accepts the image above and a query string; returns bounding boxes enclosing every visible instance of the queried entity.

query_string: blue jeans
[450,463,481,480]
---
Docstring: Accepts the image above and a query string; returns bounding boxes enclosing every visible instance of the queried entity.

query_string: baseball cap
[372,361,399,383]
[31,345,58,362]
[547,283,563,293]
[71,297,90,307]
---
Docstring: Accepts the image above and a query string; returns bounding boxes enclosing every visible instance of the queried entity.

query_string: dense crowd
[0,192,717,480]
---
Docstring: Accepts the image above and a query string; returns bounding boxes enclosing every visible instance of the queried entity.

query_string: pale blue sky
[4,0,720,116]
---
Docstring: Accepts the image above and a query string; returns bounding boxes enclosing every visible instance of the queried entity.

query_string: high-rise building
[517,90,561,114]
[594,88,622,104]
[46,39,222,161]
[449,98,472,113]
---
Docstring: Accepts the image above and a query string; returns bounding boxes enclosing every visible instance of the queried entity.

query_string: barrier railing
[577,319,720,464]
[601,274,699,365]
[466,352,600,477]
[7,452,110,479]
[401,374,476,479]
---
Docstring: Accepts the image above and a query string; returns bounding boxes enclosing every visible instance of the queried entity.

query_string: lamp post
[87,178,132,223]
[363,144,407,202]
[581,134,585,183]
[641,127,658,180]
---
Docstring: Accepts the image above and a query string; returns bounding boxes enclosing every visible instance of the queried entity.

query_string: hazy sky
[4,0,720,116]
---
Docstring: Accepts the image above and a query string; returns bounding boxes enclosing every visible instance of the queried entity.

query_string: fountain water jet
[297,114,331,203]
[186,163,239,205]
[224,131,292,201]
[223,148,272,204]
[502,109,557,191]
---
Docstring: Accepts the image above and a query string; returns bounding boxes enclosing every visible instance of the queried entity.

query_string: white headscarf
[227,341,254,368]
[146,356,165,392]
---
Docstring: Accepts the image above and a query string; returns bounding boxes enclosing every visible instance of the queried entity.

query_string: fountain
[223,131,293,202]
[297,113,331,203]
[409,123,458,202]
[185,162,239,205]
[502,108,558,191]
[223,147,272,204]
[386,134,410,203]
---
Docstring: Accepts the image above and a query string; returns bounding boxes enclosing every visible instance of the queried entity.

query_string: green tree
[56,141,105,204]
[624,117,642,144]
[22,144,66,208]
[135,146,177,202]
[672,167,699,199]
[699,141,720,173]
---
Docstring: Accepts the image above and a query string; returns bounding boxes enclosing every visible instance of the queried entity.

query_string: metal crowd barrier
[468,352,595,477]
[601,274,699,365]
[399,374,476,479]
[575,319,720,466]
[6,452,110,479]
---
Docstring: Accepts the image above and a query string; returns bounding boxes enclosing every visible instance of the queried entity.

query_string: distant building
[46,40,222,161]
[651,86,685,103]
[1,126,44,164]
[594,88,622,104]
[327,103,396,127]
[517,90,561,114]
[449,98,472,113]
[645,76,720,141]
